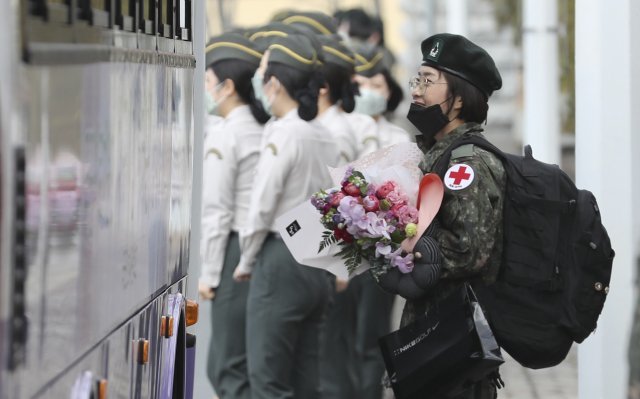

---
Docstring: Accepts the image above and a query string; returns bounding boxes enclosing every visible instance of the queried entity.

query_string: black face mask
[406,102,450,149]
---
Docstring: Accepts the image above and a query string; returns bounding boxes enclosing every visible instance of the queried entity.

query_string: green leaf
[318,230,337,253]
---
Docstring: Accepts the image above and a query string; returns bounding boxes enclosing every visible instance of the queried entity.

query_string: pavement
[194,298,579,399]
[499,346,577,399]
[385,297,579,399]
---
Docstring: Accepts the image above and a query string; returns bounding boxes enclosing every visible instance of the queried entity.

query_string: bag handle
[465,283,479,303]
[428,283,477,318]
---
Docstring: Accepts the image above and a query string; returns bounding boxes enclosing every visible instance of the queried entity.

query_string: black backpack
[434,133,615,369]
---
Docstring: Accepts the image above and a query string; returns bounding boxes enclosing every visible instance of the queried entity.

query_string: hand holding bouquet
[275,142,443,295]
[311,167,420,281]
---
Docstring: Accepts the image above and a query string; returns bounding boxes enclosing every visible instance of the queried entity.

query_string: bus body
[0,1,202,397]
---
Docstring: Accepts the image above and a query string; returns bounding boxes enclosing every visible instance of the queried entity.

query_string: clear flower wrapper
[275,142,443,282]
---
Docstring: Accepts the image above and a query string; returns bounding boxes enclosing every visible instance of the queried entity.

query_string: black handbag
[378,284,504,399]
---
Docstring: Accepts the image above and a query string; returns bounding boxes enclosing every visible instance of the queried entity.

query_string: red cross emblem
[444,163,475,190]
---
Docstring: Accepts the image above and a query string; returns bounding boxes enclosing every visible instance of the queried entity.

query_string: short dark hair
[442,71,489,123]
[209,59,270,124]
[345,8,373,40]
[380,70,403,113]
[322,63,357,113]
[264,62,324,121]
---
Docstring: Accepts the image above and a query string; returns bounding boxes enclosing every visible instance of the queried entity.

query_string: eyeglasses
[408,76,448,92]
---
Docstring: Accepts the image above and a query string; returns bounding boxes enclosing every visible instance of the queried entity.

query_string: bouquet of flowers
[310,167,420,280]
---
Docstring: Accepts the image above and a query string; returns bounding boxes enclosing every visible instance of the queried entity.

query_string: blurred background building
[192,1,640,398]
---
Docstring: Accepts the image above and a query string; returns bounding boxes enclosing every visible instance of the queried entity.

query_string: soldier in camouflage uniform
[403,33,506,399]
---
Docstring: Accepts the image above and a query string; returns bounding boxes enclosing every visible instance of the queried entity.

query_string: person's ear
[219,79,235,97]
[270,76,282,94]
[453,95,463,112]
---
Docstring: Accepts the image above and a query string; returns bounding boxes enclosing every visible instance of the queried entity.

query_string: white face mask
[354,88,387,116]
[205,81,226,115]
[205,91,216,115]
[251,72,272,116]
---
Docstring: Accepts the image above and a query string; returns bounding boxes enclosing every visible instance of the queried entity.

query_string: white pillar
[576,1,639,398]
[189,1,214,398]
[188,0,205,300]
[446,0,467,36]
[522,0,560,164]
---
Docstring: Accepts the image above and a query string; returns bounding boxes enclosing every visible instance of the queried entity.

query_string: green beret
[280,11,337,35]
[420,33,502,98]
[248,22,304,52]
[316,35,355,70]
[205,33,262,67]
[353,45,386,77]
[267,34,320,72]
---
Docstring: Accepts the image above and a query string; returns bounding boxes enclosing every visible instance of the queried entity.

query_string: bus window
[116,0,135,32]
[140,0,154,34]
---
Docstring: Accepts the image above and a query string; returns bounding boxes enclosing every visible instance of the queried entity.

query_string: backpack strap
[433,134,505,178]
[433,136,575,214]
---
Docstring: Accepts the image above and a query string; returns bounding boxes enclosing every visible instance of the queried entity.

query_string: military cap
[353,45,386,77]
[420,33,502,98]
[205,32,262,67]
[267,34,320,72]
[248,22,304,52]
[270,9,296,22]
[316,35,356,70]
[279,11,337,35]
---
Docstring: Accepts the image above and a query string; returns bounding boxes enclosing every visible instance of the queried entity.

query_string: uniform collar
[278,107,300,121]
[420,122,484,173]
[318,104,339,123]
[225,104,251,120]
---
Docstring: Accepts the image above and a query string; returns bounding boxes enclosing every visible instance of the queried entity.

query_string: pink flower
[363,195,380,212]
[391,204,419,227]
[387,190,409,206]
[330,192,346,207]
[376,181,396,199]
[343,183,361,197]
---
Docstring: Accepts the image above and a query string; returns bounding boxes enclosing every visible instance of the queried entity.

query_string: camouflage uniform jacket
[402,122,506,327]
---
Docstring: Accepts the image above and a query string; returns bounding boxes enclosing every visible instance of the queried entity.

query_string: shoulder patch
[266,143,278,156]
[205,148,223,160]
[444,163,475,191]
[451,144,474,160]
[362,136,380,146]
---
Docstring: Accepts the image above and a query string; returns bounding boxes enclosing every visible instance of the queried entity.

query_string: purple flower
[338,196,366,224]
[367,184,377,196]
[341,166,355,185]
[388,249,414,273]
[375,241,392,257]
[362,213,391,240]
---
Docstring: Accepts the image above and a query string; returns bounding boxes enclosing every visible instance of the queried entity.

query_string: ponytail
[265,63,323,121]
[321,62,357,113]
[210,59,270,124]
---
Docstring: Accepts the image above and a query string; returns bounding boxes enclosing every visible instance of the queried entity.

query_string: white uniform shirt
[377,116,412,148]
[344,112,379,157]
[203,114,223,140]
[236,108,340,275]
[200,105,263,288]
[317,105,358,166]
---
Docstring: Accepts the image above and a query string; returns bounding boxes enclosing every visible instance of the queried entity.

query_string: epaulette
[451,143,474,160]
